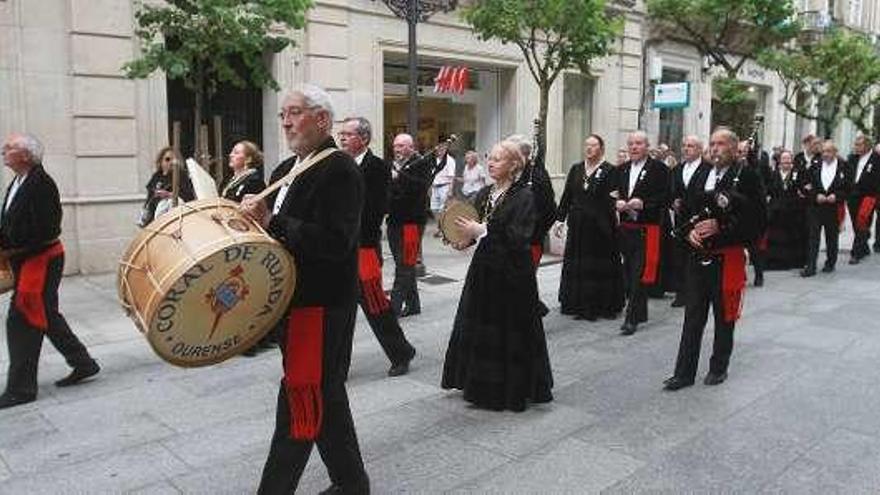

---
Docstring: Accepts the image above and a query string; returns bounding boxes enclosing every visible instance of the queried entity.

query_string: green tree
[123,0,312,159]
[647,0,800,103]
[461,0,622,161]
[759,29,880,138]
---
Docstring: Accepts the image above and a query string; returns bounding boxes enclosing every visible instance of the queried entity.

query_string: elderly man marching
[241,85,369,494]
[0,133,100,409]
[664,128,766,391]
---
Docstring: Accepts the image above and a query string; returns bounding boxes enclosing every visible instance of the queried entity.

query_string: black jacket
[671,159,712,221]
[794,152,821,173]
[220,170,265,203]
[388,153,432,226]
[267,138,364,308]
[517,154,558,244]
[684,162,766,248]
[0,165,62,260]
[359,149,390,248]
[615,158,670,224]
[846,152,880,200]
[803,158,851,207]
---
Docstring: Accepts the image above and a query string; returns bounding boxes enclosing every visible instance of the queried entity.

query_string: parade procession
[4,0,880,493]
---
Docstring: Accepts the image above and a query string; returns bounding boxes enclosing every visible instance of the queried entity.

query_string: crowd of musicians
[3,83,880,494]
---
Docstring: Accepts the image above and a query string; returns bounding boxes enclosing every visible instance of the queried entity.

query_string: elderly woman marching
[441,139,553,412]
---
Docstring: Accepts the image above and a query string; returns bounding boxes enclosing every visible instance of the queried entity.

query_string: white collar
[354,150,368,165]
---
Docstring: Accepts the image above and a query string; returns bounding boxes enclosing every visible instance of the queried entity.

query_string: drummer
[0,133,100,409]
[241,85,369,494]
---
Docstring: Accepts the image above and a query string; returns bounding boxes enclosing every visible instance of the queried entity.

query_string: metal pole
[407,0,419,137]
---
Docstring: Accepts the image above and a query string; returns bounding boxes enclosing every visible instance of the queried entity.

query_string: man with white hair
[615,131,670,335]
[0,133,100,409]
[846,134,880,264]
[800,139,851,277]
[664,127,765,391]
[507,134,557,268]
[669,135,710,307]
[241,85,369,494]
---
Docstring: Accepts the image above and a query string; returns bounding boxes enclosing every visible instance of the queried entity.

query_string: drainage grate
[419,274,458,285]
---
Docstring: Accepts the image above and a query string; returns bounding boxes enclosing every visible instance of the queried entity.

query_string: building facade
[1,0,878,274]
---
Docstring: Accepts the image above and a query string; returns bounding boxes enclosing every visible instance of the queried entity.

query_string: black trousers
[849,197,874,259]
[673,254,736,381]
[358,246,415,365]
[874,203,880,250]
[620,227,648,324]
[4,253,95,398]
[747,241,765,278]
[258,304,368,494]
[387,223,421,315]
[806,205,839,270]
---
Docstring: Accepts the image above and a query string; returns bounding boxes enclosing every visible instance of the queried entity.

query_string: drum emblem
[205,265,250,339]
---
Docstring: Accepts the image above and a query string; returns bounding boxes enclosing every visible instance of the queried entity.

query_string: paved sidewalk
[1,223,879,494]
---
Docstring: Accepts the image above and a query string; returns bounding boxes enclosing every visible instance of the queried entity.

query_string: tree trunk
[537,81,549,168]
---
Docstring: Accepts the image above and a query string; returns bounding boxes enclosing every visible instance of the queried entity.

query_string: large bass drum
[118,198,296,367]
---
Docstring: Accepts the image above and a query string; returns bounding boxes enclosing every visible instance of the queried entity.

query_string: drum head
[145,241,295,367]
[439,200,479,246]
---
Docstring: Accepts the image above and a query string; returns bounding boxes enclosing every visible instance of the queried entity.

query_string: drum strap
[251,148,338,204]
[14,241,64,331]
[284,306,324,441]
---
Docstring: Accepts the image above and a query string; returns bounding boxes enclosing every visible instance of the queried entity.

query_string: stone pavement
[1,223,880,494]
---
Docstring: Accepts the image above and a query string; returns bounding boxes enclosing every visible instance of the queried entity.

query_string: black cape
[765,170,807,270]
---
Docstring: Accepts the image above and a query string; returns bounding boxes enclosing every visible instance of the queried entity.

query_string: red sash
[856,196,877,232]
[530,243,543,268]
[837,203,846,227]
[402,224,419,267]
[358,247,389,315]
[14,242,64,331]
[283,307,324,441]
[712,246,747,324]
[620,223,661,285]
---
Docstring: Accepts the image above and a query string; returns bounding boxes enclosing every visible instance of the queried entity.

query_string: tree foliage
[123,0,311,157]
[760,29,880,138]
[462,0,622,160]
[647,0,799,102]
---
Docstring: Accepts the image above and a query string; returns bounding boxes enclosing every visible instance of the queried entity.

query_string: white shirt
[821,159,837,191]
[353,150,367,166]
[462,163,488,196]
[432,156,456,187]
[272,152,314,215]
[682,158,701,188]
[705,166,727,192]
[4,172,28,213]
[628,160,646,196]
[856,152,871,183]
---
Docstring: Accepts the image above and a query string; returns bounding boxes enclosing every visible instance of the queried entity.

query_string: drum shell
[118,198,296,367]
[438,199,480,246]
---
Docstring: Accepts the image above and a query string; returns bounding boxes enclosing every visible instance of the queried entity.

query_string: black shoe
[874,245,880,254]
[704,372,728,386]
[754,274,764,287]
[800,268,816,278]
[670,298,686,308]
[241,346,259,357]
[55,362,100,387]
[620,322,638,336]
[0,392,36,409]
[318,478,370,495]
[849,257,861,265]
[821,264,835,273]
[537,300,549,317]
[388,347,416,377]
[662,377,694,391]
[399,307,421,318]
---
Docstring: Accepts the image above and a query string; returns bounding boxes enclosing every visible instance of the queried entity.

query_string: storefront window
[658,69,688,155]
[562,73,594,168]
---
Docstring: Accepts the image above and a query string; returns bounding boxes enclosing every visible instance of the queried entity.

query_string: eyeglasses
[278,106,318,121]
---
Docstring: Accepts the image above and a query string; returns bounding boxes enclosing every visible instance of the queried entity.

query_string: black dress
[766,170,807,270]
[220,169,266,202]
[140,168,196,225]
[556,161,625,319]
[441,183,553,412]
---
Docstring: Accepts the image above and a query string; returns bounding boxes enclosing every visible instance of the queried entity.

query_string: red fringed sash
[530,243,543,268]
[284,307,324,441]
[358,247,389,315]
[837,203,846,227]
[14,242,64,331]
[402,224,419,267]
[713,246,746,324]
[857,196,877,232]
[641,224,661,285]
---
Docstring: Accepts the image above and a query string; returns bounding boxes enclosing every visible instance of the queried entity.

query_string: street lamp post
[380,0,458,136]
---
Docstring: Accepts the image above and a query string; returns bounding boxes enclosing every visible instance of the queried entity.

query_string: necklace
[482,184,510,222]
[583,161,600,190]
